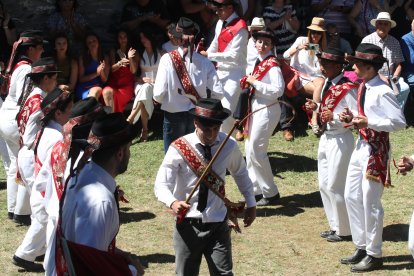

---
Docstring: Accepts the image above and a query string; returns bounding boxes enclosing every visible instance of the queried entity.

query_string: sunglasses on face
[310,31,323,35]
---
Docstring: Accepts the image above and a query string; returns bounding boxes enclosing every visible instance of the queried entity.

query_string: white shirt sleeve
[207,28,249,63]
[367,92,406,132]
[153,53,170,104]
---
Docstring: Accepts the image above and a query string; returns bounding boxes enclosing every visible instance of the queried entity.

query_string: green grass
[1,127,414,275]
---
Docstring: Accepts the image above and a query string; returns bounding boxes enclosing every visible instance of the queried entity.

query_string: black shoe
[8,212,14,220]
[341,249,367,265]
[320,230,335,238]
[35,254,45,262]
[326,233,352,242]
[13,214,31,226]
[12,255,44,272]
[256,193,281,206]
[255,194,263,202]
[350,255,383,272]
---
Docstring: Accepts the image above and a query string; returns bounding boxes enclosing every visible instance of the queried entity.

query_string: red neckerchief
[172,137,226,197]
[217,17,247,52]
[357,81,391,187]
[239,55,279,136]
[17,93,43,148]
[168,49,200,105]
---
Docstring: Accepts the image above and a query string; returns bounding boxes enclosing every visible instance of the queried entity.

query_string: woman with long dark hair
[75,32,109,101]
[102,29,137,113]
[127,26,162,142]
[53,33,78,92]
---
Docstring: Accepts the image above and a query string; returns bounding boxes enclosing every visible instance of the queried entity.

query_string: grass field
[1,126,414,275]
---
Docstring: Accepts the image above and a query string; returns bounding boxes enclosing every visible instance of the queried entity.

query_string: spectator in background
[401,19,414,126]
[121,0,170,33]
[127,25,163,142]
[389,0,410,39]
[406,0,414,20]
[162,23,180,53]
[46,0,88,56]
[53,33,78,92]
[0,0,17,67]
[102,29,137,113]
[311,0,354,43]
[326,23,353,54]
[75,32,109,101]
[263,0,300,58]
[246,17,265,74]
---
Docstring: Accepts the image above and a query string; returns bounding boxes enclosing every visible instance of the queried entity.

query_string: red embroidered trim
[169,50,200,105]
[17,93,42,148]
[319,77,357,113]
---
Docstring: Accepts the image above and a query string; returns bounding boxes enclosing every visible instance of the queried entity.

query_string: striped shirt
[361,32,405,77]
[311,0,354,34]
[262,5,297,57]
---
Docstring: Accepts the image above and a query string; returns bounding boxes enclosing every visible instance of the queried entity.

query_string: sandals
[139,129,148,143]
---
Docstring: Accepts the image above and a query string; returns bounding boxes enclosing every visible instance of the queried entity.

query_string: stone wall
[3,0,129,50]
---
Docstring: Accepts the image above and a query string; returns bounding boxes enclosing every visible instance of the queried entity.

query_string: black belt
[183,218,223,225]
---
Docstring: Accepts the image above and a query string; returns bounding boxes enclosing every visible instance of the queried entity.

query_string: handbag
[277,58,301,98]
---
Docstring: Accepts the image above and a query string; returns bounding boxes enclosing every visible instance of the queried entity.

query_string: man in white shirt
[339,43,406,273]
[200,0,248,133]
[154,17,223,153]
[154,98,256,275]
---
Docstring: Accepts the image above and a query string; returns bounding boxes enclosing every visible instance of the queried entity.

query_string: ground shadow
[139,253,175,267]
[382,255,414,271]
[255,191,322,218]
[119,211,156,224]
[268,151,317,174]
[383,224,409,242]
[0,180,6,190]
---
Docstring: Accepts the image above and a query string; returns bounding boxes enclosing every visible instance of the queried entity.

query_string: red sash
[357,82,391,187]
[169,50,200,105]
[172,137,226,197]
[239,56,279,136]
[17,93,42,148]
[0,59,31,98]
[218,18,247,52]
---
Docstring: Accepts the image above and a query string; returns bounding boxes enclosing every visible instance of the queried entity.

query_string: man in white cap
[361,12,408,103]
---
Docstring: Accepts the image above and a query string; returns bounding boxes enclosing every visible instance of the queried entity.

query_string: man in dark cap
[305,48,357,243]
[0,30,45,224]
[154,98,256,275]
[338,43,406,272]
[154,17,223,153]
[58,112,143,275]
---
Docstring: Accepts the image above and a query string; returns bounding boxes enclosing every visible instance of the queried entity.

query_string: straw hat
[249,17,265,31]
[307,17,326,32]
[370,12,396,28]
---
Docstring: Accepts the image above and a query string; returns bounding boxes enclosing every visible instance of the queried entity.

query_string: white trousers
[15,146,35,215]
[15,189,47,261]
[218,69,244,134]
[408,211,414,258]
[0,108,30,215]
[345,140,384,258]
[245,104,280,198]
[132,82,154,124]
[318,131,353,236]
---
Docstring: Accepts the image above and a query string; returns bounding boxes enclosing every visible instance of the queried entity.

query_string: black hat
[211,0,238,7]
[189,98,231,124]
[316,48,347,64]
[28,57,60,76]
[252,28,277,45]
[40,88,72,118]
[19,30,47,46]
[170,17,200,38]
[87,112,139,149]
[346,43,387,65]
[69,97,105,140]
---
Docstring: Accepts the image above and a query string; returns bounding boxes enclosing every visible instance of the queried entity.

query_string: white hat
[370,12,396,28]
[249,17,265,31]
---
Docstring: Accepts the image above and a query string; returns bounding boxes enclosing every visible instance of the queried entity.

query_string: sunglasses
[310,31,323,35]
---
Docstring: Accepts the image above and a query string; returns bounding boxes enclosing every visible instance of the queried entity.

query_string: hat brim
[252,31,277,44]
[21,39,48,46]
[316,53,346,64]
[307,26,326,32]
[188,107,231,124]
[248,25,265,31]
[345,55,385,65]
[98,122,140,149]
[27,70,61,76]
[370,19,396,28]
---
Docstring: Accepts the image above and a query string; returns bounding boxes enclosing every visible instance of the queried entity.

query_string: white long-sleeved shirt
[153,47,223,113]
[2,62,31,112]
[154,132,256,223]
[207,12,248,71]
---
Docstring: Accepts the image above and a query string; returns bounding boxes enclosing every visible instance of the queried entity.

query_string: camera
[307,43,319,51]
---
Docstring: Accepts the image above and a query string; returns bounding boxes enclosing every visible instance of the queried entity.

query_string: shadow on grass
[119,211,156,224]
[268,151,317,174]
[139,253,175,267]
[383,224,409,242]
[382,255,414,270]
[256,191,322,218]
[0,180,6,190]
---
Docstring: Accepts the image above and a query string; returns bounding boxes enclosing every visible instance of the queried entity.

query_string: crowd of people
[0,0,414,275]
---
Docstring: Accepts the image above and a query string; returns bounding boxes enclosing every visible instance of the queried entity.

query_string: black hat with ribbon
[27,57,60,77]
[316,47,347,64]
[189,98,231,124]
[40,88,72,120]
[87,112,140,150]
[170,17,200,38]
[19,30,47,46]
[346,43,387,65]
